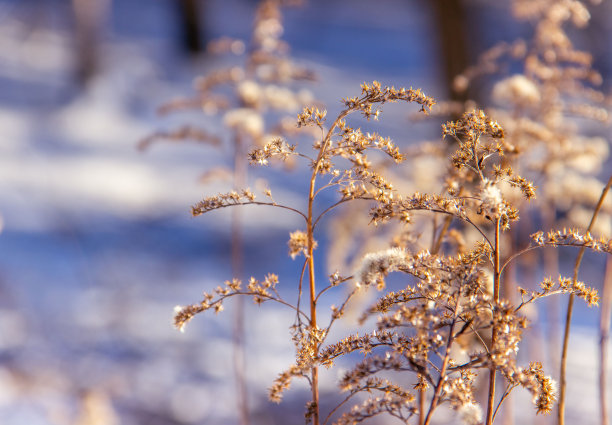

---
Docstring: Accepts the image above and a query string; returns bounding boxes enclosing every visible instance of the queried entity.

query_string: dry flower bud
[492,75,541,106]
[288,230,317,259]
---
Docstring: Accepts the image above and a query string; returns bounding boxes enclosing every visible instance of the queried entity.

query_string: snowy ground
[0,0,610,424]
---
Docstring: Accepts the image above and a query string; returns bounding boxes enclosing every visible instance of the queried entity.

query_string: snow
[0,0,609,424]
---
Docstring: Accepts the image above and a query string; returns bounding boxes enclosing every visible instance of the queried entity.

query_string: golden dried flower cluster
[174,75,610,425]
[530,228,612,253]
[191,189,256,216]
[174,273,286,333]
[248,138,297,165]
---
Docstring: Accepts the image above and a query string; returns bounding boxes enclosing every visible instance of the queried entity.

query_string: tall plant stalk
[543,206,561,372]
[305,109,352,425]
[600,256,612,425]
[307,164,320,425]
[232,134,249,425]
[486,219,502,425]
[558,176,612,425]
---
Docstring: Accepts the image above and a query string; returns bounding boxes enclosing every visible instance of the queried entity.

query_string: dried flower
[459,402,484,425]
[288,230,317,259]
[223,108,264,138]
[492,75,541,105]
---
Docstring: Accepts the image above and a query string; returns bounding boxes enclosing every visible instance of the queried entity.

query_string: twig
[492,383,517,423]
[423,312,459,425]
[231,133,249,425]
[486,218,501,425]
[600,255,612,425]
[558,176,612,425]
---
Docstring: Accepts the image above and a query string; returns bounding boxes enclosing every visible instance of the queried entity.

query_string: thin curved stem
[295,257,309,329]
[432,215,453,255]
[423,311,459,425]
[559,176,612,425]
[322,391,359,425]
[315,275,353,304]
[407,207,493,253]
[322,289,358,342]
[195,201,308,221]
[295,152,315,162]
[492,383,517,423]
[501,245,542,275]
[313,196,373,229]
[600,256,612,425]
[211,291,310,320]
[470,324,490,354]
[313,175,344,198]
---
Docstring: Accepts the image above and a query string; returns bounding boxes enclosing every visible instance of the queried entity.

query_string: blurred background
[0,0,611,424]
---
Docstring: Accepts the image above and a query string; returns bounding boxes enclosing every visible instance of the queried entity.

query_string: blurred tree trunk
[430,0,470,106]
[72,0,110,85]
[178,0,206,54]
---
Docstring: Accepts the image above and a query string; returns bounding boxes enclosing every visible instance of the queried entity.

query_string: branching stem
[486,218,501,425]
[423,308,459,425]
[306,108,352,425]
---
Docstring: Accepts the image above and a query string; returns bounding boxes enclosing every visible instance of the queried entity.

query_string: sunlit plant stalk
[175,82,434,425]
[600,256,612,425]
[304,111,348,425]
[486,219,502,425]
[558,176,612,425]
[231,133,249,425]
[173,88,610,425]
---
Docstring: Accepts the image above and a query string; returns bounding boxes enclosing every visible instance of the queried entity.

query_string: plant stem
[305,167,321,425]
[421,214,451,425]
[600,256,612,425]
[232,134,249,425]
[558,175,612,425]
[423,306,459,425]
[419,385,426,425]
[307,213,319,425]
[492,384,516,423]
[305,114,345,425]
[303,167,319,424]
[432,215,452,255]
[486,218,501,425]
[542,206,560,373]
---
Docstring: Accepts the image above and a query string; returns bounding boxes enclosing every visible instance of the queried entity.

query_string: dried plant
[173,79,611,425]
[449,1,611,423]
[143,1,318,424]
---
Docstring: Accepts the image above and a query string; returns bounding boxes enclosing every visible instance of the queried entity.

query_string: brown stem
[418,382,426,425]
[306,215,319,425]
[430,0,470,109]
[486,219,501,425]
[232,134,249,425]
[71,0,109,84]
[542,206,561,372]
[600,256,612,425]
[432,215,453,254]
[418,210,452,425]
[559,175,612,425]
[492,383,517,423]
[305,111,350,425]
[423,312,459,425]
[502,231,520,425]
[178,0,204,54]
